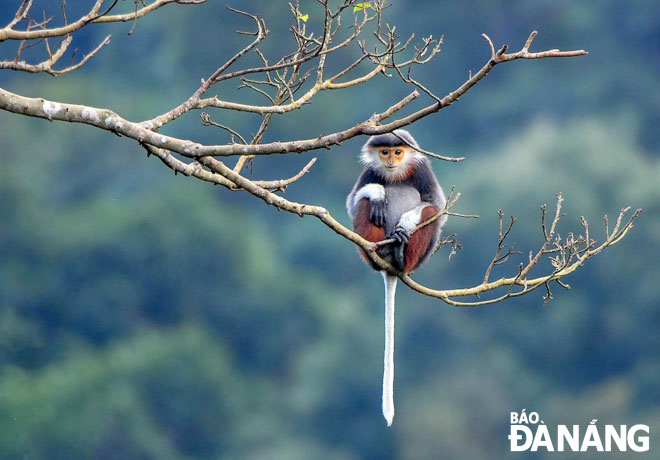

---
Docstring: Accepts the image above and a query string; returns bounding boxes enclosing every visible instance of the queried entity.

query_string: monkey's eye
[394,149,402,156]
[380,150,389,156]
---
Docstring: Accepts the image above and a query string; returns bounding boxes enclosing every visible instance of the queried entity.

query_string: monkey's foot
[387,226,410,244]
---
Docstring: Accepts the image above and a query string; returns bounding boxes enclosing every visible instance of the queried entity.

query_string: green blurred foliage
[0,1,659,459]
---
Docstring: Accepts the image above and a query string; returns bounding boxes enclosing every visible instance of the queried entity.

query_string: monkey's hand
[370,199,386,227]
[387,226,410,244]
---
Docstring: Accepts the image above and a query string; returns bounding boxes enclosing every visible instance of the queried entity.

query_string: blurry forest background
[1,1,659,459]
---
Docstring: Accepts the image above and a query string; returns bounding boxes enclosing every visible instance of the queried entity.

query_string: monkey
[346,129,447,426]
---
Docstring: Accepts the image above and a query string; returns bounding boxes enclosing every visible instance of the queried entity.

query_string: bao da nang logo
[508,410,649,452]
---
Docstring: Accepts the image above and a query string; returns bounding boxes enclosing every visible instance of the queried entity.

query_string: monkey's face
[371,145,419,181]
[377,147,407,169]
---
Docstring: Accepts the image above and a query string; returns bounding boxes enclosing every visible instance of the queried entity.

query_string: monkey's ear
[359,145,378,165]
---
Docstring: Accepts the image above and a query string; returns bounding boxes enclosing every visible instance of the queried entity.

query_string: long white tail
[382,272,397,426]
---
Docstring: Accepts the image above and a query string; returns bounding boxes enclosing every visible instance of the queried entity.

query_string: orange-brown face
[377,146,409,170]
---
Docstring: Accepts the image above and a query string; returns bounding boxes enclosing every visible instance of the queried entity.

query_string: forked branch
[399,197,641,306]
[0,0,204,42]
[1,0,202,76]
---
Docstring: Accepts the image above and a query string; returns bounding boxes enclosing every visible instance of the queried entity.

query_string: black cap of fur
[365,129,419,148]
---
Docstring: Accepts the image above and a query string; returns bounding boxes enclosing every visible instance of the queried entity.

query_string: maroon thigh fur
[353,198,385,267]
[405,205,438,272]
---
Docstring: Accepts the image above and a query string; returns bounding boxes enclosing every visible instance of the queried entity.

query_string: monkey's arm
[351,197,387,271]
[347,168,387,225]
[396,203,432,232]
[352,184,387,227]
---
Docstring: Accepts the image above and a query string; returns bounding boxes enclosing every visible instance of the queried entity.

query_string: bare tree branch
[0,26,588,158]
[1,34,111,75]
[0,0,204,42]
[0,2,637,309]
[398,200,641,307]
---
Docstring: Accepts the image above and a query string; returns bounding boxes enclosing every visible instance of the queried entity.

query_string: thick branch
[143,144,317,192]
